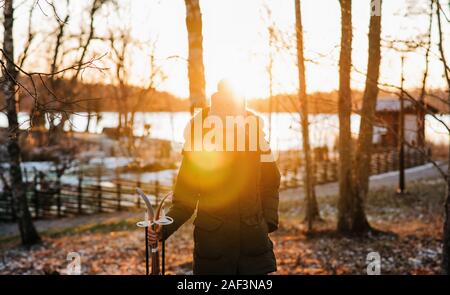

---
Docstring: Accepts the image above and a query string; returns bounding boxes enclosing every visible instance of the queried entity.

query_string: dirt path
[0,162,447,239]
[0,211,142,239]
[282,162,447,201]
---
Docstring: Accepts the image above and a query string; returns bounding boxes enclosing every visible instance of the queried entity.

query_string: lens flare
[218,77,246,102]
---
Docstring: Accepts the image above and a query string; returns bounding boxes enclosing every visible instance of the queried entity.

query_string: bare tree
[185,0,206,114]
[108,26,132,132]
[264,5,276,141]
[46,0,70,144]
[130,39,167,130]
[107,27,167,153]
[351,0,382,233]
[435,0,450,274]
[0,0,107,246]
[337,0,354,233]
[417,0,434,148]
[1,0,41,246]
[47,0,110,143]
[18,2,38,69]
[352,0,449,267]
[294,0,320,231]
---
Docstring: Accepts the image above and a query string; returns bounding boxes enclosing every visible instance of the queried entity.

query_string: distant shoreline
[2,77,447,114]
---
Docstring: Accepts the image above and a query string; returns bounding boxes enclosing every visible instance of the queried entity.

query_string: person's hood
[210,91,245,116]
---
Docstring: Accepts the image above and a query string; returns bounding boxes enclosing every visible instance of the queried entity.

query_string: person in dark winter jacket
[149,79,281,275]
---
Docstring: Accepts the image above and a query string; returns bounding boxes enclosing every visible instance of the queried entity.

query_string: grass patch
[47,217,140,238]
[0,216,140,248]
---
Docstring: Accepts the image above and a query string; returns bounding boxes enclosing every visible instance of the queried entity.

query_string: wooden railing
[0,148,428,221]
[277,148,427,189]
[0,178,173,221]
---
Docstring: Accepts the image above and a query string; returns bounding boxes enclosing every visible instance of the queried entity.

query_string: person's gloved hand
[147,225,162,244]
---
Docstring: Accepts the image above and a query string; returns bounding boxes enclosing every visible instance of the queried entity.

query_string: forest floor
[0,173,445,274]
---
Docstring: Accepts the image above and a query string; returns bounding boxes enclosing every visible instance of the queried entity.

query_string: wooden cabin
[369,95,446,149]
[371,98,419,148]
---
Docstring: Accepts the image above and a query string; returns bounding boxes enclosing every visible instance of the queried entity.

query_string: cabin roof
[375,97,413,112]
[357,95,448,114]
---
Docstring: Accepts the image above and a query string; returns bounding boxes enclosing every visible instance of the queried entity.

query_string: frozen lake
[1,111,448,151]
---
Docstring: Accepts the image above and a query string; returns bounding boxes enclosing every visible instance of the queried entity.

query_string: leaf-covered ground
[0,179,445,275]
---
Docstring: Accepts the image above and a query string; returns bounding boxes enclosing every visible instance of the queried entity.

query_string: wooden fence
[0,148,427,221]
[0,178,172,222]
[277,148,427,189]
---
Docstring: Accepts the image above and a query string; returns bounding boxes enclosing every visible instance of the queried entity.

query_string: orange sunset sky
[10,0,450,99]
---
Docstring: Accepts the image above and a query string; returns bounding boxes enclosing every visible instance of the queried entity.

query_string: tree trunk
[185,0,206,114]
[1,0,41,246]
[268,54,273,143]
[337,0,354,233]
[351,0,382,233]
[85,111,92,133]
[444,155,450,274]
[417,1,433,149]
[295,0,320,230]
[435,0,450,274]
